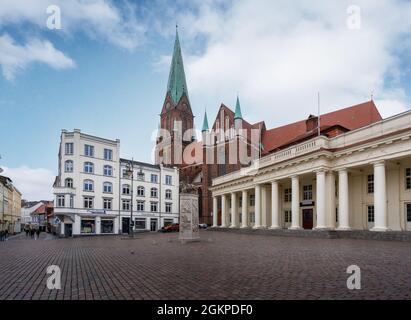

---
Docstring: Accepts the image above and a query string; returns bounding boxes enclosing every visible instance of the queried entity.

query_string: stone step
[207,227,411,241]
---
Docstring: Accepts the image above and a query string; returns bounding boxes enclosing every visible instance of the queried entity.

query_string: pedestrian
[25,227,29,237]
[4,229,8,241]
[0,230,4,242]
[36,228,41,240]
[30,228,35,239]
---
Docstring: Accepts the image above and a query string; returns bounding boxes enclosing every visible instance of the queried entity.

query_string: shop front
[81,218,96,234]
[101,219,114,234]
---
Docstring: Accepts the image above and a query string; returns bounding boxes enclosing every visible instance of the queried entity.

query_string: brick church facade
[155,30,383,225]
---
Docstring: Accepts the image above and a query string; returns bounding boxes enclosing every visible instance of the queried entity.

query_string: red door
[302,209,313,229]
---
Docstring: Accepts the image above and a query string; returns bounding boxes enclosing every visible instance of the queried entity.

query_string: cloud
[155,0,411,126]
[0,0,146,80]
[0,0,145,50]
[2,166,54,201]
[0,33,75,80]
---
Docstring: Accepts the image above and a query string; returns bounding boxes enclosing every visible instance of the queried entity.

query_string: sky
[1,0,411,200]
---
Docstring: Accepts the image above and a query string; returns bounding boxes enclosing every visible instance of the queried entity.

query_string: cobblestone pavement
[0,231,410,300]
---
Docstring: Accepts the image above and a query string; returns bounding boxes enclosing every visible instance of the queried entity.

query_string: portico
[211,111,411,232]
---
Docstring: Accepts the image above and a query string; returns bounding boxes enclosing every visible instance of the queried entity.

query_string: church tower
[156,28,194,166]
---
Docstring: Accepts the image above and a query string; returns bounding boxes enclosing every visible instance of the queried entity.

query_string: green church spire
[234,95,243,120]
[167,27,189,105]
[202,110,209,132]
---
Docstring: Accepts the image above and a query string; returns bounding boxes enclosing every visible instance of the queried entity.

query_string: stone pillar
[315,170,327,229]
[212,196,218,227]
[372,161,388,231]
[270,181,280,229]
[326,171,336,229]
[254,184,261,228]
[290,176,301,229]
[337,169,350,230]
[96,216,101,234]
[221,194,227,228]
[230,192,239,228]
[261,186,267,228]
[241,190,248,228]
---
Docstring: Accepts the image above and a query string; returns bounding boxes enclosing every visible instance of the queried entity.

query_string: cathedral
[155,29,263,225]
[155,29,411,233]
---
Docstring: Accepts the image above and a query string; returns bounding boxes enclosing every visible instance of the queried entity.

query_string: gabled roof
[262,100,382,153]
[167,29,189,105]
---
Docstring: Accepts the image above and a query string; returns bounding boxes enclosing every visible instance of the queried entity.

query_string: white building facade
[210,111,411,232]
[53,129,179,237]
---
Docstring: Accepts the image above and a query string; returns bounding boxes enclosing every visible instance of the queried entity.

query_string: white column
[230,192,238,228]
[372,161,388,231]
[253,184,261,228]
[96,216,101,234]
[315,170,327,229]
[337,169,350,230]
[290,175,301,229]
[261,186,267,228]
[270,181,280,229]
[241,190,248,228]
[327,171,336,229]
[212,196,218,227]
[221,194,227,228]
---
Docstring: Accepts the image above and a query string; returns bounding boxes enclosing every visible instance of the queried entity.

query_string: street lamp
[125,158,134,238]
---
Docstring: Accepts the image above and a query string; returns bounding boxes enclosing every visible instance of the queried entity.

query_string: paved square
[0,231,410,300]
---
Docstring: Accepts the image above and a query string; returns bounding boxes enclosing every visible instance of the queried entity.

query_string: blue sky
[1,0,411,199]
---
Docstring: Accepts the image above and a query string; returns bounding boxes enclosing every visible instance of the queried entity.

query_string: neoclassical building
[210,105,411,232]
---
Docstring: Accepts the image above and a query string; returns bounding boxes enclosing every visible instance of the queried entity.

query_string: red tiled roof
[34,204,46,214]
[33,202,53,214]
[262,100,382,153]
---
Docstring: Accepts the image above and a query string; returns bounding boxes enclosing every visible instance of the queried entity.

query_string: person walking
[35,228,41,240]
[0,230,4,242]
[24,225,29,237]
[4,229,8,241]
[30,227,35,239]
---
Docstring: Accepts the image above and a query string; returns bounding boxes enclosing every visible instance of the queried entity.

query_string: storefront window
[101,220,114,233]
[135,218,146,230]
[164,219,173,227]
[81,219,95,234]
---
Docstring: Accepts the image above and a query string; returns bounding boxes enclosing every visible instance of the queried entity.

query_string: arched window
[165,189,172,200]
[150,187,158,198]
[137,186,145,197]
[103,182,113,193]
[65,160,73,172]
[84,162,94,173]
[65,178,73,188]
[122,184,130,195]
[84,179,94,192]
[103,165,113,176]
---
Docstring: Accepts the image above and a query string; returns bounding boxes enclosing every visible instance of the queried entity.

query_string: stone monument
[179,181,200,242]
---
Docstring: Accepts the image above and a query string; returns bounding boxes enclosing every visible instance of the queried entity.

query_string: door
[150,218,157,231]
[406,203,411,231]
[302,209,313,229]
[122,218,130,234]
[65,224,73,237]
